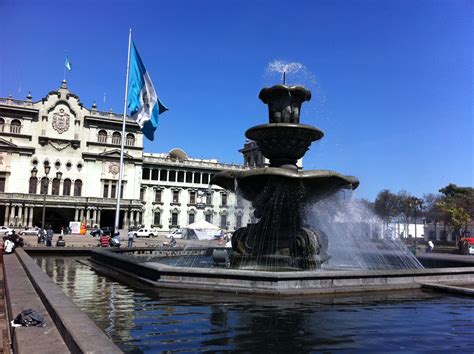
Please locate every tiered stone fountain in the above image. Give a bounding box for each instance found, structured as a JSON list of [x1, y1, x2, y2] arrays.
[[210, 85, 359, 270]]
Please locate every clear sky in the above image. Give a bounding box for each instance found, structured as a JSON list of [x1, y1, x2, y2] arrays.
[[1, 0, 472, 201]]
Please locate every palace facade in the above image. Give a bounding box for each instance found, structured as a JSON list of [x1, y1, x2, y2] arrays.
[[0, 81, 253, 233]]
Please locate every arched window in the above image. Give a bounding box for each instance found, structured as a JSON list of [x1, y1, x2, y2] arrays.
[[63, 179, 71, 196], [51, 178, 60, 195], [0, 118, 4, 132], [40, 177, 48, 195], [98, 130, 107, 143], [111, 132, 121, 145], [29, 177, 38, 194], [125, 133, 135, 146], [74, 179, 82, 196], [10, 119, 21, 134]]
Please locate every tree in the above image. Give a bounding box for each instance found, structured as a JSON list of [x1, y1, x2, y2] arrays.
[[437, 184, 473, 242], [374, 189, 398, 225]]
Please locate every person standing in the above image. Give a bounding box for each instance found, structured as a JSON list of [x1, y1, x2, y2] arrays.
[[46, 225, 54, 247], [428, 240, 434, 253], [127, 229, 134, 248]]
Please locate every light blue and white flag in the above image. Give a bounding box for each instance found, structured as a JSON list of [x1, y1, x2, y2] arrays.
[[65, 56, 72, 71], [127, 42, 168, 141]]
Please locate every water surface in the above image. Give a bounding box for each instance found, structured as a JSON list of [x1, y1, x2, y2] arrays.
[[35, 256, 474, 353]]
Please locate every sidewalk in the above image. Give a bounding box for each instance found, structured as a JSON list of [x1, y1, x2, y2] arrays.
[[0, 253, 11, 353]]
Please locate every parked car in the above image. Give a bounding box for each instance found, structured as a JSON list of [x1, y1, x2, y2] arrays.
[[19, 227, 41, 236], [166, 229, 183, 239], [0, 226, 13, 235], [133, 228, 157, 238]]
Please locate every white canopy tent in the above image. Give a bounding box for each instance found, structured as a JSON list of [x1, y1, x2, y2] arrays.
[[182, 219, 222, 240]]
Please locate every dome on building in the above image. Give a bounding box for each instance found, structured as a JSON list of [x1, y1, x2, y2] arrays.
[[168, 148, 188, 161]]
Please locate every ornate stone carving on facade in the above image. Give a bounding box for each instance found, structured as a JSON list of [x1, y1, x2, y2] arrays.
[[52, 108, 70, 134], [49, 140, 70, 151], [108, 162, 120, 176]]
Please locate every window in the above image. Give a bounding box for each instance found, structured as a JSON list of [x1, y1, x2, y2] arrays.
[[74, 180, 82, 196], [111, 184, 116, 198], [154, 189, 162, 203], [0, 118, 4, 132], [0, 177, 4, 192], [103, 183, 109, 198], [220, 214, 227, 228], [98, 130, 107, 143], [188, 213, 195, 225], [40, 177, 48, 195], [205, 213, 212, 223], [10, 119, 21, 134], [202, 173, 209, 184], [160, 170, 167, 181], [63, 179, 71, 196], [111, 132, 121, 145], [151, 169, 159, 180], [29, 177, 38, 194], [177, 171, 184, 182], [185, 172, 192, 183], [172, 190, 179, 203], [125, 133, 135, 146], [189, 191, 196, 204], [51, 178, 60, 195], [142, 168, 150, 180], [169, 170, 176, 182], [206, 193, 212, 205], [171, 212, 178, 226], [236, 215, 242, 228], [194, 172, 201, 184], [221, 193, 228, 206], [153, 212, 161, 225], [140, 188, 145, 201]]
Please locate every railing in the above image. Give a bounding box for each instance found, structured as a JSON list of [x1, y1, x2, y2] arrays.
[[143, 155, 248, 170], [0, 98, 34, 107], [0, 192, 143, 207]]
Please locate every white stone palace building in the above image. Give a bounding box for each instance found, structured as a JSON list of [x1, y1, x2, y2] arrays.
[[0, 82, 254, 233]]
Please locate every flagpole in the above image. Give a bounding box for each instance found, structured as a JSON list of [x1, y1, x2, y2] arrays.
[[64, 50, 67, 81], [114, 28, 132, 234]]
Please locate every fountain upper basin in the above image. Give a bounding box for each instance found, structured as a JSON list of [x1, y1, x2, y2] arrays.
[[210, 167, 359, 203]]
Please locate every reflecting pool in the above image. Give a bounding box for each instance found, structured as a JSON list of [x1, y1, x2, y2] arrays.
[[35, 256, 474, 353]]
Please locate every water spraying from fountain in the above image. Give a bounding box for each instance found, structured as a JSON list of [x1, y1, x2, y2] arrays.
[[305, 193, 423, 270]]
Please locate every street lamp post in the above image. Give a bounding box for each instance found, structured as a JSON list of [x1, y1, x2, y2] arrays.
[[31, 164, 62, 237]]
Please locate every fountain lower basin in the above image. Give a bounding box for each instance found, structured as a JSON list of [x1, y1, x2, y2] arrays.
[[89, 249, 474, 296]]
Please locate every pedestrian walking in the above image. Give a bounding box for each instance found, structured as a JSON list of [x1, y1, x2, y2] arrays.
[[46, 225, 54, 247], [128, 229, 134, 248]]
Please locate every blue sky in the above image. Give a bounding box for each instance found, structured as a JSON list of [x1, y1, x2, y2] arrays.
[[1, 0, 472, 200]]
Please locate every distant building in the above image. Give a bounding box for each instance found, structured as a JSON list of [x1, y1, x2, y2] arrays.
[[0, 82, 252, 232]]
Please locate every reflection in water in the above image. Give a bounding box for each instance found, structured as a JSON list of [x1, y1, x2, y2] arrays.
[[35, 256, 474, 353]]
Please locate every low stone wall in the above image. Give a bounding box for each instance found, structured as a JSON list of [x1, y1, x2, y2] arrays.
[[90, 249, 474, 296], [6, 248, 122, 353]]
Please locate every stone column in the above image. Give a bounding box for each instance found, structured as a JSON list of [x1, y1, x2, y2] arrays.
[[18, 206, 23, 227], [10, 206, 15, 226], [97, 209, 101, 227], [4, 205, 9, 226], [28, 206, 34, 227], [92, 209, 97, 227], [79, 209, 84, 223], [122, 211, 127, 230], [74, 208, 79, 222]]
